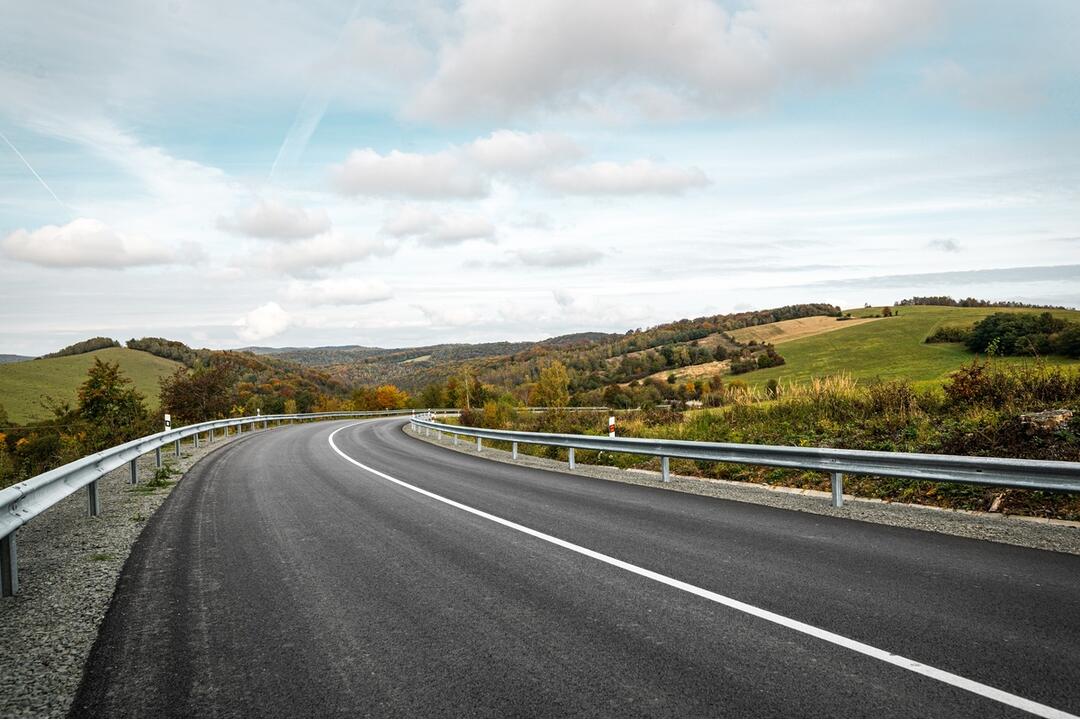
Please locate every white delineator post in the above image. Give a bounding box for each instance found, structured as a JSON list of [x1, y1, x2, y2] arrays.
[[608, 415, 616, 438]]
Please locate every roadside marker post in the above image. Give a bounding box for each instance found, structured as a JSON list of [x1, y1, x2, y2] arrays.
[[609, 416, 616, 437], [831, 472, 844, 508]]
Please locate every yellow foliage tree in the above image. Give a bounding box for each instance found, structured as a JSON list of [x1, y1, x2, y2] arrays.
[[527, 361, 570, 407], [374, 385, 409, 410]]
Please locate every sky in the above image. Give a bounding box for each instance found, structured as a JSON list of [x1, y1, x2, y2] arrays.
[[1, 0, 1079, 355]]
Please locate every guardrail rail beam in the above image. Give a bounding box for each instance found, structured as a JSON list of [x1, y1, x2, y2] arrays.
[[1, 408, 449, 597]]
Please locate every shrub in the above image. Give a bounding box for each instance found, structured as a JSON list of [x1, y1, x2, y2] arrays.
[[925, 326, 972, 344]]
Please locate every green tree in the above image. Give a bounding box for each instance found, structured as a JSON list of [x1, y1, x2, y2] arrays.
[[528, 361, 570, 407], [159, 357, 239, 424], [1055, 324, 1080, 358], [419, 383, 448, 409], [77, 358, 151, 450]]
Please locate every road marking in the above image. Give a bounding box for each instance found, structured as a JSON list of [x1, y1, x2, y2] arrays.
[[328, 423, 1075, 719]]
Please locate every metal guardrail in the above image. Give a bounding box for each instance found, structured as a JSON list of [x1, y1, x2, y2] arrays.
[[0, 409, 439, 596], [410, 414, 1080, 509]]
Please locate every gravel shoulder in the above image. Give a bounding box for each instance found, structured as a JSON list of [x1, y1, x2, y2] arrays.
[[404, 424, 1080, 555], [0, 430, 253, 719]]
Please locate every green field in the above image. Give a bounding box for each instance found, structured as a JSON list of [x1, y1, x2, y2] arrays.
[[0, 348, 183, 423], [736, 305, 1080, 388]]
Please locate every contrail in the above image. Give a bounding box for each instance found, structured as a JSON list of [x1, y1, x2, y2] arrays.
[[268, 92, 332, 183], [0, 128, 70, 212], [268, 0, 364, 183]]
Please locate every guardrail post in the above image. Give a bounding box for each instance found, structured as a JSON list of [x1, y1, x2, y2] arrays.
[[661, 456, 670, 482], [453, 434, 458, 446], [436, 429, 442, 440], [569, 447, 575, 470], [194, 432, 200, 448], [87, 480, 101, 516], [477, 437, 482, 452], [1, 533, 17, 596], [155, 446, 162, 468], [174, 439, 181, 456], [128, 458, 138, 484], [512, 441, 517, 459], [831, 472, 844, 508]]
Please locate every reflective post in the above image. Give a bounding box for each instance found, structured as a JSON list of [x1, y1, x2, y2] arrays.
[[831, 472, 844, 508]]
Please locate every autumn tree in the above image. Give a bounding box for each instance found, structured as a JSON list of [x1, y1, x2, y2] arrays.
[[374, 385, 409, 410], [528, 361, 570, 407], [159, 357, 240, 424], [351, 386, 378, 411], [76, 358, 151, 450]]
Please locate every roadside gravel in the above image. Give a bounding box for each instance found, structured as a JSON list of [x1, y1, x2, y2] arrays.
[[0, 430, 248, 719], [404, 424, 1080, 555]]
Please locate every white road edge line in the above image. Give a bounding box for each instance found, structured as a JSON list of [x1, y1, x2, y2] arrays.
[[328, 423, 1075, 719]]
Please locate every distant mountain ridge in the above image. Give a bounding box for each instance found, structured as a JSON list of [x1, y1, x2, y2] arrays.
[[242, 332, 621, 367], [0, 354, 31, 365]]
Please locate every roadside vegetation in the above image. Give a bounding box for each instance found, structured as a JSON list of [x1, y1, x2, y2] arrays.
[[455, 358, 1080, 520]]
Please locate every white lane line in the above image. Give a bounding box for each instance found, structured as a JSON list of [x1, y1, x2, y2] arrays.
[[328, 423, 1075, 719]]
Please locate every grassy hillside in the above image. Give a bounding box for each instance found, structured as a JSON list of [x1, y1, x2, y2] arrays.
[[0, 348, 182, 423], [735, 305, 1080, 388], [729, 315, 882, 344]]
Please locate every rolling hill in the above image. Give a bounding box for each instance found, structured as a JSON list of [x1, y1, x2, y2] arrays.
[[0, 348, 183, 424], [731, 305, 1080, 388]]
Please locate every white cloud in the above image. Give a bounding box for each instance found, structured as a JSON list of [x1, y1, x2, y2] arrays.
[[285, 277, 393, 306], [544, 160, 709, 195], [217, 199, 331, 240], [254, 230, 397, 277], [408, 0, 937, 122], [332, 148, 489, 198], [381, 206, 495, 245], [515, 247, 603, 268], [1, 218, 193, 269], [235, 302, 291, 342], [927, 238, 962, 253], [464, 129, 583, 173]]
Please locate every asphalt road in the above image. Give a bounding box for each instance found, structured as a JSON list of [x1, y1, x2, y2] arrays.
[[72, 418, 1080, 718]]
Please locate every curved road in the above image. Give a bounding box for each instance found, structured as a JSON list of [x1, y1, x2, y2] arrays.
[[73, 418, 1080, 717]]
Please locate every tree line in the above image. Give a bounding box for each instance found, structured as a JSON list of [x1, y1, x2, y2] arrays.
[[926, 312, 1080, 358]]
